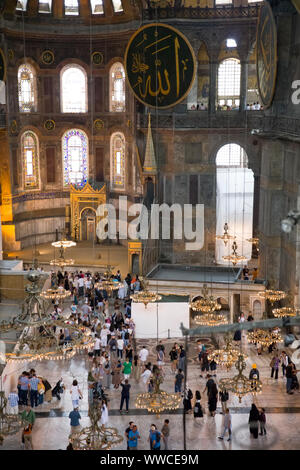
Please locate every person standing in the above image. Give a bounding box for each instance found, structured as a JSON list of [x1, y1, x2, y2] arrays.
[[70, 380, 83, 409], [208, 382, 218, 417], [138, 346, 149, 366], [112, 360, 122, 389], [141, 365, 152, 392], [23, 424, 33, 450], [29, 373, 40, 408], [161, 419, 170, 450], [125, 421, 134, 450], [183, 385, 193, 414], [132, 355, 141, 384], [94, 335, 101, 357], [18, 372, 30, 406], [281, 351, 289, 377], [286, 362, 294, 394], [128, 424, 140, 450], [259, 408, 267, 435], [149, 424, 161, 450], [7, 390, 19, 414], [249, 403, 260, 438], [270, 354, 280, 379], [100, 398, 109, 427], [249, 364, 259, 380], [117, 336, 124, 360], [120, 379, 131, 413], [174, 369, 184, 393], [169, 346, 178, 373], [21, 405, 36, 430], [193, 391, 203, 419], [218, 408, 232, 441], [219, 389, 229, 415], [123, 358, 132, 380], [178, 346, 186, 371], [69, 407, 81, 434]]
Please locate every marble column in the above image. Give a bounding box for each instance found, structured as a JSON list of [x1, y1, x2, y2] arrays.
[[239, 60, 248, 111], [209, 60, 217, 114]]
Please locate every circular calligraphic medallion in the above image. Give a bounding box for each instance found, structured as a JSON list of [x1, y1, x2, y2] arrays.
[[92, 52, 104, 66], [44, 119, 55, 131], [94, 119, 104, 130], [41, 50, 55, 65], [256, 1, 277, 108], [125, 23, 196, 109]]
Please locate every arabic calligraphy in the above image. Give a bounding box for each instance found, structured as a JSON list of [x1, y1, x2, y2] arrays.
[[256, 2, 277, 108], [125, 23, 196, 109]]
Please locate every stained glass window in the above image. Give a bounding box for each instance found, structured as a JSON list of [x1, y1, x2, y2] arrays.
[[111, 132, 125, 190], [217, 58, 241, 108], [63, 129, 88, 187], [39, 0, 52, 13], [110, 62, 125, 112], [16, 0, 28, 10], [90, 0, 104, 14], [61, 65, 87, 113], [112, 0, 123, 12], [22, 131, 39, 189], [18, 64, 37, 113], [64, 0, 79, 15]]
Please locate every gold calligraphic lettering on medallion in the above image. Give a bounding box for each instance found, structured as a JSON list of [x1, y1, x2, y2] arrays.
[[256, 1, 277, 108], [124, 23, 196, 109]]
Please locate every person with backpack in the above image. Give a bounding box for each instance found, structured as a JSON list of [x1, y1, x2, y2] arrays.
[[259, 408, 267, 435], [149, 424, 161, 450], [219, 388, 229, 414], [270, 354, 280, 380]]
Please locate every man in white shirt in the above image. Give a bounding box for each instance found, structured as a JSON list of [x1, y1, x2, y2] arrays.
[[78, 277, 84, 297], [141, 367, 152, 392], [139, 346, 149, 365], [117, 337, 124, 359], [100, 325, 109, 349], [94, 335, 101, 357]]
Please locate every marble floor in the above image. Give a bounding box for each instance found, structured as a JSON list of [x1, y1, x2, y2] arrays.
[[1, 332, 300, 451]]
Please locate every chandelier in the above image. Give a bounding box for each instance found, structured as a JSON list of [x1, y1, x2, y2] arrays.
[[0, 392, 22, 445], [40, 286, 71, 301], [194, 312, 228, 326], [208, 340, 246, 371], [70, 403, 123, 450], [258, 289, 286, 304], [219, 354, 262, 403], [216, 223, 236, 246], [0, 270, 94, 363], [246, 237, 259, 246], [94, 268, 123, 295], [130, 278, 162, 308], [51, 234, 76, 267], [135, 367, 181, 414], [272, 307, 299, 318], [247, 328, 283, 348], [222, 241, 247, 266], [190, 284, 222, 313]]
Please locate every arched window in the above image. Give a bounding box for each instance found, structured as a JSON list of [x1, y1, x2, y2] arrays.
[[215, 0, 232, 4], [90, 0, 104, 14], [111, 132, 125, 190], [39, 0, 52, 13], [215, 143, 254, 265], [112, 0, 123, 12], [61, 65, 87, 113], [109, 62, 125, 112], [217, 58, 241, 108], [18, 64, 37, 113], [64, 0, 79, 15], [62, 129, 88, 187], [16, 0, 28, 10], [22, 131, 39, 188]]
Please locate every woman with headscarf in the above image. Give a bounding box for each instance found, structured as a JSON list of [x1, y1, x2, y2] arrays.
[[249, 403, 260, 438], [183, 384, 193, 414], [208, 382, 218, 417]]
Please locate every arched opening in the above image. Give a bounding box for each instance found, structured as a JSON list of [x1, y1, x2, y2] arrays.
[[110, 132, 125, 190], [109, 62, 125, 112], [62, 129, 89, 187], [217, 40, 240, 110], [61, 64, 87, 113], [21, 130, 39, 189], [197, 42, 209, 110], [80, 208, 96, 241], [18, 64, 37, 112], [215, 143, 254, 265]]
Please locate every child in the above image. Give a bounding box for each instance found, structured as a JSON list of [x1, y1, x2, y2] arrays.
[[259, 408, 266, 435]]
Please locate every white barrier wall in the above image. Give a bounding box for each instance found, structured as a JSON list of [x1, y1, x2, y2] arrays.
[[132, 302, 190, 339]]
